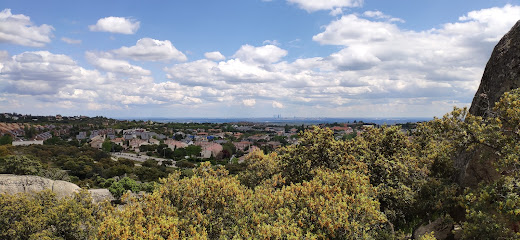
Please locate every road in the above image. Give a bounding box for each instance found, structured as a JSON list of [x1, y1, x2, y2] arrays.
[[111, 152, 176, 167]]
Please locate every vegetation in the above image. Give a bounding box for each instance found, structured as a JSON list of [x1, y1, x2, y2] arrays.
[[0, 190, 100, 240], [3, 89, 520, 238]]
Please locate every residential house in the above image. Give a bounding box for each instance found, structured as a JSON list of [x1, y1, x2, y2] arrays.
[[129, 139, 147, 151], [233, 141, 251, 151], [111, 137, 125, 147], [165, 139, 188, 150], [34, 132, 52, 141], [197, 142, 223, 159]]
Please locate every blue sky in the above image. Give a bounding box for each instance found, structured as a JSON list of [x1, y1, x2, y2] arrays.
[[1, 0, 520, 118]]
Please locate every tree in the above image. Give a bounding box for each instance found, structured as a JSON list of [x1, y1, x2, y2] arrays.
[[109, 177, 141, 199], [278, 127, 348, 184], [102, 139, 112, 152], [252, 167, 388, 239], [0, 190, 98, 240], [349, 126, 431, 229], [0, 134, 12, 145], [99, 162, 254, 239], [0, 155, 42, 175], [239, 149, 280, 188], [185, 145, 202, 157]]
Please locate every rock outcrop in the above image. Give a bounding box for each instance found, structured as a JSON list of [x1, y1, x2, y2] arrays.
[[469, 20, 520, 117], [89, 188, 115, 204], [413, 217, 455, 240], [0, 174, 114, 203], [454, 20, 520, 188], [0, 174, 80, 198]]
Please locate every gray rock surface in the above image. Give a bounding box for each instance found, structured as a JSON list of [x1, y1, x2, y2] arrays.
[[469, 20, 520, 117], [0, 174, 79, 198], [454, 20, 520, 189], [0, 174, 114, 203], [413, 217, 455, 240], [89, 188, 115, 204]]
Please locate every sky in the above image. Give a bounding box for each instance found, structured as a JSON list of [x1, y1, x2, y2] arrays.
[[1, 0, 520, 119]]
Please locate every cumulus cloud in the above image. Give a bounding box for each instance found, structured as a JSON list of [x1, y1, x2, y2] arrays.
[[0, 51, 101, 95], [165, 59, 221, 86], [233, 44, 288, 64], [363, 11, 404, 23], [0, 9, 54, 47], [313, 14, 399, 45], [329, 8, 344, 16], [112, 38, 187, 61], [286, 0, 363, 12], [89, 16, 140, 34], [242, 99, 256, 107], [204, 51, 226, 61], [4, 5, 520, 118], [85, 51, 151, 76], [272, 101, 284, 108], [159, 5, 520, 117], [329, 46, 381, 70], [61, 37, 81, 44]]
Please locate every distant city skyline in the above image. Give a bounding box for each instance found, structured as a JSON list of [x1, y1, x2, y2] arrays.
[[1, 0, 520, 118]]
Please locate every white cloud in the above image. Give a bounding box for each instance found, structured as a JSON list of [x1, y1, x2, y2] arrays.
[[242, 99, 256, 107], [159, 5, 520, 117], [165, 59, 221, 86], [204, 51, 226, 61], [313, 15, 399, 45], [449, 4, 520, 42], [363, 11, 404, 23], [272, 101, 284, 108], [85, 51, 151, 76], [89, 16, 140, 34], [112, 38, 187, 61], [0, 51, 102, 95], [329, 8, 344, 16], [0, 9, 54, 47], [3, 5, 520, 118], [61, 37, 81, 44], [233, 44, 288, 64], [329, 46, 381, 70], [263, 39, 280, 46], [286, 0, 363, 12]]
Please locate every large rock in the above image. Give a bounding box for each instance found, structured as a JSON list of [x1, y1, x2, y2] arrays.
[[89, 188, 115, 204], [413, 217, 455, 240], [0, 174, 114, 203], [0, 174, 79, 198], [454, 20, 520, 188], [469, 20, 520, 117]]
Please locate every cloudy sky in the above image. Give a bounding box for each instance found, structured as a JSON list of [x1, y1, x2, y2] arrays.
[[1, 0, 520, 118]]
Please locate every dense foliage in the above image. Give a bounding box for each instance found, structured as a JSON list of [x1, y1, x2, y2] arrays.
[[0, 190, 99, 240], [0, 144, 174, 188]]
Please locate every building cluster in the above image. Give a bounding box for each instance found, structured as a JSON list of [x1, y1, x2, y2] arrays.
[[77, 125, 304, 160], [1, 112, 372, 161]]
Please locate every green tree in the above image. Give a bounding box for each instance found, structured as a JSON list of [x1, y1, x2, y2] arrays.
[[109, 177, 141, 199], [239, 149, 280, 188], [0, 155, 42, 175], [99, 162, 254, 239], [102, 139, 112, 152], [0, 190, 99, 240], [278, 127, 348, 184], [185, 145, 202, 157], [0, 134, 12, 145], [350, 126, 431, 230]]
